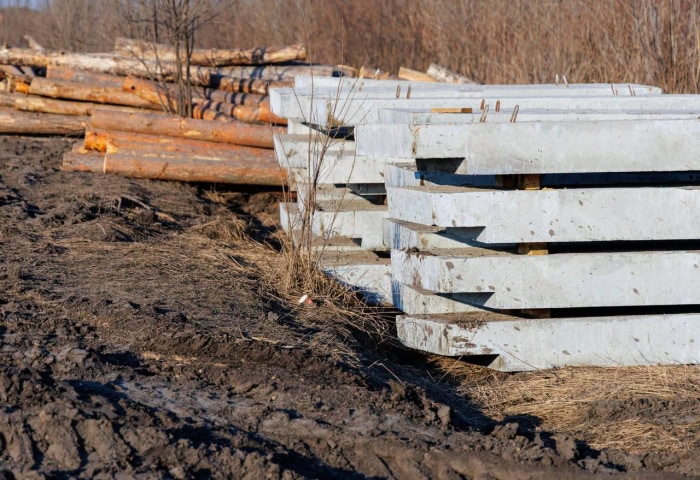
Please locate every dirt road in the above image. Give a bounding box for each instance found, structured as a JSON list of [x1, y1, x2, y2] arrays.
[[0, 135, 696, 479]]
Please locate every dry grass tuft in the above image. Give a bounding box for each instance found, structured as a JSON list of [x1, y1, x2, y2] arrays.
[[223, 235, 395, 364], [451, 363, 700, 453]]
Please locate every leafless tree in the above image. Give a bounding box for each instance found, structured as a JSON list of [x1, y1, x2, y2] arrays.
[[117, 0, 232, 117]]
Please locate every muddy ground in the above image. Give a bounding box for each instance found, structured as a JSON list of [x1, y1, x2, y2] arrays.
[[0, 135, 698, 479]]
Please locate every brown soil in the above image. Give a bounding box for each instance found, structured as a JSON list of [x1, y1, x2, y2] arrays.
[[0, 135, 698, 479]]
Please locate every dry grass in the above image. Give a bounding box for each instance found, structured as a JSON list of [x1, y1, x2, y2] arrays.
[[433, 357, 700, 453]]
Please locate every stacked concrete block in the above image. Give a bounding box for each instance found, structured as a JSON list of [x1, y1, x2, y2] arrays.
[[373, 115, 700, 372], [272, 76, 700, 371]]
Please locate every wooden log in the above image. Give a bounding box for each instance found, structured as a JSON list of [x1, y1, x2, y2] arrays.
[[209, 64, 353, 81], [205, 89, 266, 106], [397, 66, 437, 83], [29, 77, 157, 109], [426, 63, 476, 84], [105, 152, 284, 185], [13, 80, 30, 94], [19, 66, 35, 78], [0, 48, 349, 85], [90, 109, 275, 148], [121, 76, 181, 109], [84, 129, 269, 158], [67, 150, 284, 186], [0, 64, 25, 78], [0, 47, 211, 85], [215, 76, 292, 95], [46, 65, 125, 88], [0, 106, 86, 135], [115, 37, 307, 66], [0, 92, 15, 107], [123, 76, 266, 108], [12, 94, 157, 116], [192, 100, 287, 125]]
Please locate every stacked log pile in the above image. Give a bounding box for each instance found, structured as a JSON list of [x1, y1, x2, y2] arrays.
[[0, 37, 379, 185]]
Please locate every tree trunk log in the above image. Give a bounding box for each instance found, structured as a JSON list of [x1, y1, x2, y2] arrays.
[[115, 37, 307, 67], [84, 129, 269, 158], [215, 77, 292, 95], [0, 47, 351, 86], [29, 77, 158, 109], [89, 109, 275, 148], [192, 100, 286, 125], [123, 76, 267, 110], [397, 66, 438, 83], [205, 89, 266, 106], [11, 94, 159, 116], [46, 65, 125, 88], [0, 48, 211, 85], [0, 106, 86, 135], [65, 149, 285, 186], [209, 64, 352, 81]]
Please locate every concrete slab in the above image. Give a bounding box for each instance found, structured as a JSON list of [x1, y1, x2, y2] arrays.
[[462, 119, 700, 174], [274, 134, 352, 169], [288, 230, 388, 253], [292, 183, 382, 209], [319, 251, 392, 305], [281, 200, 387, 250], [279, 201, 299, 233], [383, 219, 492, 251], [356, 118, 700, 160], [392, 248, 700, 309], [397, 312, 700, 371], [376, 108, 700, 124], [286, 119, 313, 135], [275, 95, 700, 127], [275, 134, 407, 185], [387, 185, 700, 243], [391, 281, 487, 315], [292, 76, 662, 95], [274, 84, 661, 120], [310, 201, 387, 250]]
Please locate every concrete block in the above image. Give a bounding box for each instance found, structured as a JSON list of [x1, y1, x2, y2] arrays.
[[311, 201, 387, 250], [376, 108, 700, 125], [292, 76, 662, 95], [383, 219, 490, 251], [279, 201, 299, 233], [356, 118, 700, 160], [293, 183, 382, 211], [275, 134, 404, 185], [319, 251, 392, 305], [286, 119, 313, 135], [279, 95, 700, 127], [391, 281, 487, 315], [392, 248, 700, 309], [289, 230, 388, 253], [387, 185, 700, 243], [467, 120, 700, 174], [397, 312, 700, 371]]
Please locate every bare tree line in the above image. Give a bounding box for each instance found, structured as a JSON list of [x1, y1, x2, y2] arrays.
[[1, 0, 700, 93]]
